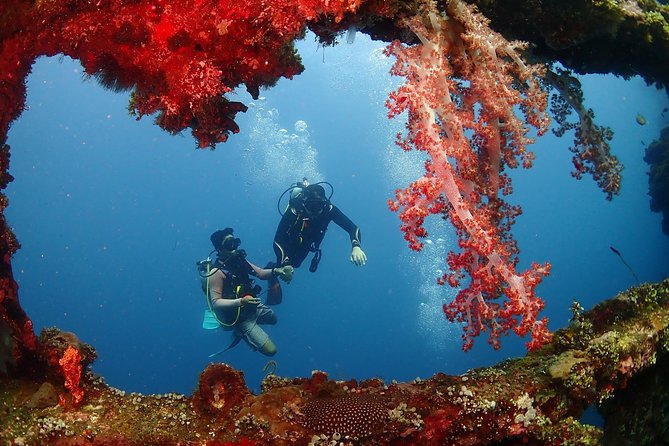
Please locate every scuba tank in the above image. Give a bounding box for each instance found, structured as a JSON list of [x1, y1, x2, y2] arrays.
[[196, 250, 260, 329], [196, 255, 225, 330], [196, 253, 249, 357]]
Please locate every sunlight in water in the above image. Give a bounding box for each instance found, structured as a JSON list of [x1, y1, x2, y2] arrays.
[[365, 41, 461, 350], [326, 34, 462, 350], [241, 33, 464, 353], [245, 98, 322, 190]]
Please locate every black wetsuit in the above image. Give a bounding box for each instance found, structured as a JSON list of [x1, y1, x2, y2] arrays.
[[273, 204, 361, 268]]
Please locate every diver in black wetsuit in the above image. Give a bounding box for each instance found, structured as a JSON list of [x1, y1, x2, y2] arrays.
[[266, 179, 367, 304]]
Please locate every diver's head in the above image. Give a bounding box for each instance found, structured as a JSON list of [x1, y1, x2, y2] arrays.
[[211, 228, 242, 254], [303, 184, 329, 217]]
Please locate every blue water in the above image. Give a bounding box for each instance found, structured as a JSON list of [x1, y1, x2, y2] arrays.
[[5, 33, 669, 395]]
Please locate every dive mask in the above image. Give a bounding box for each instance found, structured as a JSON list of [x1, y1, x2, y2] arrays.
[[222, 236, 241, 251], [304, 198, 327, 216]]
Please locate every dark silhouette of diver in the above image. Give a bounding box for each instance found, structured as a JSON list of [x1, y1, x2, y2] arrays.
[[197, 228, 292, 356], [266, 179, 367, 304]]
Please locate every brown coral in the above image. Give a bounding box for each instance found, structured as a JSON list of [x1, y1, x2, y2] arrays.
[[39, 328, 96, 371], [302, 394, 388, 438], [193, 363, 251, 416]]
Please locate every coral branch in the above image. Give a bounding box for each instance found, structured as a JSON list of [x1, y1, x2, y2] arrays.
[[386, 0, 551, 351], [545, 66, 623, 200]]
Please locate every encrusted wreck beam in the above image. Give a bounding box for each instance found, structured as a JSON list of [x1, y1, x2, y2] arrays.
[[1, 278, 667, 445], [466, 0, 669, 89]]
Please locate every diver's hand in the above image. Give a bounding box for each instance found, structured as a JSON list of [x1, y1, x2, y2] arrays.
[[240, 296, 261, 306], [273, 266, 294, 284], [350, 246, 367, 266]]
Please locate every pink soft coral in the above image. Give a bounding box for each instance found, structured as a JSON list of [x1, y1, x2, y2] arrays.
[[386, 0, 552, 351]]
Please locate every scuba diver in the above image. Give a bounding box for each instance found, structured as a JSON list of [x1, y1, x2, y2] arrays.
[[266, 178, 367, 305], [197, 228, 293, 357]]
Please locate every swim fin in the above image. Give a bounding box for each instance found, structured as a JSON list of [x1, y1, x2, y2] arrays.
[[202, 309, 222, 330], [208, 335, 242, 358]]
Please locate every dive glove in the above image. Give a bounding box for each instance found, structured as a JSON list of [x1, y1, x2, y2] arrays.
[[240, 296, 261, 306], [273, 265, 294, 283], [350, 246, 367, 266]]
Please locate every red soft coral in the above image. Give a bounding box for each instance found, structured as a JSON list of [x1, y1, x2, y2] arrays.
[[59, 345, 84, 407]]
